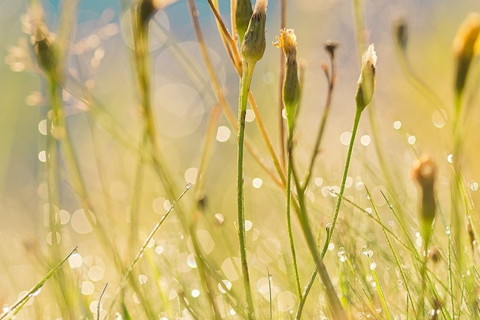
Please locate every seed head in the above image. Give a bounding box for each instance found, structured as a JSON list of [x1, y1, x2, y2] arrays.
[[355, 44, 377, 112], [453, 12, 480, 97], [27, 4, 57, 74], [241, 0, 267, 64]]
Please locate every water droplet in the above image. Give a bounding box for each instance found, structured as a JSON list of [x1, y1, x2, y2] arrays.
[[314, 177, 323, 187], [362, 247, 373, 257], [393, 121, 402, 130], [369, 262, 377, 270], [328, 243, 335, 251], [38, 150, 47, 163], [187, 254, 197, 268], [214, 213, 225, 225], [245, 220, 253, 231]]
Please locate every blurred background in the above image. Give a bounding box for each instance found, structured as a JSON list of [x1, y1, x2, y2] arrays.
[[2, 0, 480, 318]]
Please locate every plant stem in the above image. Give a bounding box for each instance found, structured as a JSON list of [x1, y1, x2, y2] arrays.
[[322, 108, 362, 257], [237, 61, 256, 320], [286, 134, 302, 299]]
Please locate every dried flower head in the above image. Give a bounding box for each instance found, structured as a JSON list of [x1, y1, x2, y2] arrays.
[[241, 0, 267, 64], [453, 12, 480, 97], [274, 28, 297, 59], [355, 44, 377, 111], [274, 29, 300, 131]]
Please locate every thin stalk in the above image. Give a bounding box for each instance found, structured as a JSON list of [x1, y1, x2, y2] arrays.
[[321, 108, 362, 256], [286, 134, 302, 299], [237, 61, 256, 320], [106, 186, 189, 315], [0, 247, 77, 320], [189, 0, 283, 188], [278, 0, 287, 168], [290, 174, 347, 319]]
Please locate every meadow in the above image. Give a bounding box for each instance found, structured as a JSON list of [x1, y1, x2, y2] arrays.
[[1, 0, 480, 319]]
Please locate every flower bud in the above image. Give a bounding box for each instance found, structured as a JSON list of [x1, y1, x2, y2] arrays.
[[274, 29, 300, 131], [355, 44, 377, 112], [453, 12, 480, 97], [28, 4, 56, 74], [241, 0, 267, 64], [137, 0, 178, 32], [236, 0, 253, 44], [393, 18, 408, 51], [412, 155, 437, 244]]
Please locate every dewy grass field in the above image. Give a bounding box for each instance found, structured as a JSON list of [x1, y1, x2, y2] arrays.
[[2, 0, 480, 319]]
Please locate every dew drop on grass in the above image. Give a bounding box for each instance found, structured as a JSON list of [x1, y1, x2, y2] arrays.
[[393, 121, 402, 130], [314, 177, 323, 187], [216, 126, 231, 142], [328, 243, 335, 251], [229, 309, 236, 316], [362, 247, 373, 257], [345, 176, 353, 188], [369, 262, 377, 270]]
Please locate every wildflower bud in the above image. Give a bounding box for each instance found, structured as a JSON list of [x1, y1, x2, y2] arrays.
[[241, 0, 267, 64], [33, 31, 56, 74], [274, 29, 300, 131], [428, 247, 441, 264], [236, 0, 253, 44], [412, 155, 437, 244], [393, 18, 408, 51], [137, 0, 177, 31], [453, 13, 480, 97], [355, 44, 377, 112]]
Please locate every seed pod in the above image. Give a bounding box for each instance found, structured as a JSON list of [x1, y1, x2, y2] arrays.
[[412, 155, 437, 245], [236, 0, 253, 44], [241, 0, 267, 64], [355, 44, 377, 112], [274, 29, 300, 131], [453, 12, 480, 97]]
